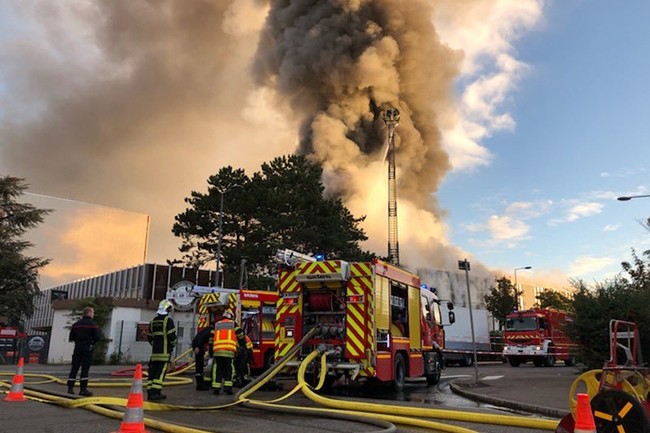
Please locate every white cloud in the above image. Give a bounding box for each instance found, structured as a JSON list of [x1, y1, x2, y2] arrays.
[[566, 202, 603, 222], [568, 256, 616, 278], [433, 0, 544, 172], [603, 224, 620, 232], [462, 198, 552, 248], [487, 214, 530, 241], [549, 200, 603, 226]]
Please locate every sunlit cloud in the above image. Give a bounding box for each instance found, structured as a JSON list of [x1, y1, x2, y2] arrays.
[[603, 224, 620, 232], [433, 0, 544, 172], [549, 201, 603, 226], [568, 256, 616, 278]]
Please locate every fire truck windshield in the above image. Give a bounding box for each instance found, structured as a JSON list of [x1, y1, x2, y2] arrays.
[[505, 316, 538, 331]]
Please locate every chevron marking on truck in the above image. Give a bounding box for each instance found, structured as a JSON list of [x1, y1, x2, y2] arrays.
[[275, 269, 302, 359], [347, 262, 375, 376], [297, 260, 342, 275]]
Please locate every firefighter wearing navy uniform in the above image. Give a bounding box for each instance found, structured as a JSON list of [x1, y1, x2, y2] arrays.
[[211, 310, 237, 395], [191, 326, 212, 390], [67, 306, 103, 396], [147, 300, 177, 401], [234, 328, 254, 386]]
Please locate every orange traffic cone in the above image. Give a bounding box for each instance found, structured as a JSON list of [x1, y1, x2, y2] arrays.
[[3, 357, 27, 402], [112, 363, 150, 433], [574, 393, 596, 433]]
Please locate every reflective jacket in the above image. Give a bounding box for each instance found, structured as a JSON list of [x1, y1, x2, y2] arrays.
[[212, 318, 237, 358], [148, 314, 177, 362]]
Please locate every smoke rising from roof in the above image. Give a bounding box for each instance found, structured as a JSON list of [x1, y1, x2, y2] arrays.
[[0, 0, 544, 284], [254, 0, 460, 211]]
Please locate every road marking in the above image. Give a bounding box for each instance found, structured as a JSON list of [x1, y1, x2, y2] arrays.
[[480, 375, 504, 381], [442, 375, 471, 379]]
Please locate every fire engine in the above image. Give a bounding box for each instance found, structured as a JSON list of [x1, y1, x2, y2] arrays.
[[195, 287, 278, 371], [502, 308, 577, 367], [273, 250, 452, 390]]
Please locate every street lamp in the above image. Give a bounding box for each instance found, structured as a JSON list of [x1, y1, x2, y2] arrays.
[[514, 266, 532, 310], [617, 194, 650, 201], [215, 184, 243, 288]]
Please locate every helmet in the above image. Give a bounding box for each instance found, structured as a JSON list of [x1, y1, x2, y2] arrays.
[[222, 310, 234, 320], [157, 299, 173, 315]]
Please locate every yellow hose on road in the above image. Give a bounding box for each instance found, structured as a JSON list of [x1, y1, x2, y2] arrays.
[[297, 349, 559, 431]]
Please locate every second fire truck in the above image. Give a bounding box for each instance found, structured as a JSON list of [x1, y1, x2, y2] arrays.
[[196, 287, 278, 372], [502, 307, 576, 367], [273, 250, 453, 390]]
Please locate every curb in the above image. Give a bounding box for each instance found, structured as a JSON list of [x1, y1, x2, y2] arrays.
[[449, 380, 569, 419]]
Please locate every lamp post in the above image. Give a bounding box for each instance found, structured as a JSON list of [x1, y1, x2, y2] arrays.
[[617, 194, 650, 201], [215, 184, 242, 288], [514, 266, 532, 311]]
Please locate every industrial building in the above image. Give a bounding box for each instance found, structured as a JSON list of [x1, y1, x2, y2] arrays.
[[24, 263, 216, 364]]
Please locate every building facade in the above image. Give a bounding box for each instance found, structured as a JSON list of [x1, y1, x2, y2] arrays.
[[26, 263, 218, 364]]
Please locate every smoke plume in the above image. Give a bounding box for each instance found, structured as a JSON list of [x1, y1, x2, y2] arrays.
[[0, 0, 543, 285], [254, 0, 459, 211]]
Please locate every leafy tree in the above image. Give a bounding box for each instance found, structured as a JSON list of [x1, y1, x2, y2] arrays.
[[0, 176, 51, 326], [535, 290, 573, 310], [566, 249, 650, 369], [173, 155, 372, 289], [68, 297, 114, 364], [483, 277, 518, 330]]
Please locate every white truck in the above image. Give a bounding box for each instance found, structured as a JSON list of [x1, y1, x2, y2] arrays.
[[442, 306, 495, 366]]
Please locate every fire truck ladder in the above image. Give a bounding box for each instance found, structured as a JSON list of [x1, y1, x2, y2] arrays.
[[383, 108, 400, 265]]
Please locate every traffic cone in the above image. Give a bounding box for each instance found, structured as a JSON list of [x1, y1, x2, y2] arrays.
[[112, 363, 150, 433], [574, 393, 596, 433], [3, 357, 27, 402]]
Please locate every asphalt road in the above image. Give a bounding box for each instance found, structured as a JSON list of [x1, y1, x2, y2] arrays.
[[0, 362, 577, 433]]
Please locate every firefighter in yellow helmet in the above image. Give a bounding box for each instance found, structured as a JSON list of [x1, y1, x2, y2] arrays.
[[147, 299, 177, 401], [211, 310, 237, 395]]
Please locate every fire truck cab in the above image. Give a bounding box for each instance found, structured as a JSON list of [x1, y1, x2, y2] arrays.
[[195, 288, 278, 372], [503, 308, 576, 367], [274, 252, 450, 390]]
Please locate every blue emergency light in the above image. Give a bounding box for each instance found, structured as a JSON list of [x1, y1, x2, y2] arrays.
[[315, 253, 325, 261]]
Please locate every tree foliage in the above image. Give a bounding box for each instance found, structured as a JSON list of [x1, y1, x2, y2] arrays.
[[565, 249, 650, 369], [483, 277, 518, 330], [0, 176, 51, 326], [172, 155, 372, 289], [535, 290, 573, 310]]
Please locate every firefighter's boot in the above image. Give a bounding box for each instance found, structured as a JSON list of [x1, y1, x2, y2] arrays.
[[147, 389, 166, 401], [196, 376, 210, 391], [79, 388, 93, 397], [67, 384, 75, 394]]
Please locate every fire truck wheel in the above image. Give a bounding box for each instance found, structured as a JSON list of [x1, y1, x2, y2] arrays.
[[507, 357, 521, 367], [543, 354, 556, 367], [590, 389, 649, 433], [263, 350, 275, 371], [459, 354, 473, 367], [426, 354, 442, 386], [564, 354, 576, 367], [393, 353, 406, 392]]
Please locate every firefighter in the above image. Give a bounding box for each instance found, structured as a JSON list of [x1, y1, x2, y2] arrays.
[[147, 299, 177, 401], [234, 327, 254, 386], [191, 326, 212, 391], [211, 310, 237, 395], [67, 306, 103, 396]]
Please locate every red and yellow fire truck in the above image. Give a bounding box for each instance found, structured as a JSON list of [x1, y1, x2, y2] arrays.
[[196, 288, 278, 371], [502, 308, 577, 367], [273, 252, 451, 390]]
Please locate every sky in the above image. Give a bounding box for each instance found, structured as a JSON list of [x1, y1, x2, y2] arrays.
[[0, 0, 648, 289]]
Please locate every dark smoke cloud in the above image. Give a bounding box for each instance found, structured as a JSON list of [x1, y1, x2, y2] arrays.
[[254, 0, 461, 210]]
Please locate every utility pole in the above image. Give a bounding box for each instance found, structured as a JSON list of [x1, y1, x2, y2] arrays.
[[383, 107, 400, 265], [458, 259, 479, 385]]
